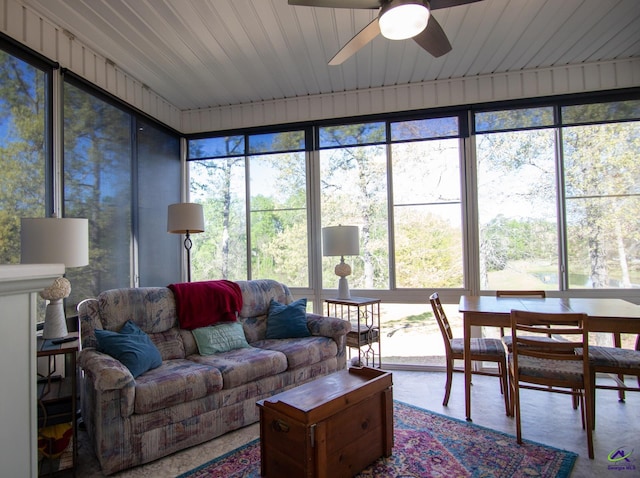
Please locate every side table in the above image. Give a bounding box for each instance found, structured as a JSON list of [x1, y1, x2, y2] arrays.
[[325, 297, 381, 367], [36, 333, 79, 476]]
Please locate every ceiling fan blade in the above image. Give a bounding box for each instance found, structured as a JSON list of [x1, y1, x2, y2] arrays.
[[412, 15, 451, 58], [288, 0, 380, 8], [429, 0, 483, 10], [329, 18, 381, 66]]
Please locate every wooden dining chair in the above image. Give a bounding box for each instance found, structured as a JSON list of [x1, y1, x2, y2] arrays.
[[508, 309, 594, 459], [587, 334, 640, 427], [429, 292, 510, 416], [495, 290, 546, 339]]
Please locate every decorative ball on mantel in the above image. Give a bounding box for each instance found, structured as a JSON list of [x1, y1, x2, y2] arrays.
[[40, 276, 71, 301], [39, 277, 72, 339]]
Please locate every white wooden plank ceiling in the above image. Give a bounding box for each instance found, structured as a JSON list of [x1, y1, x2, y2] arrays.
[[21, 0, 640, 112]]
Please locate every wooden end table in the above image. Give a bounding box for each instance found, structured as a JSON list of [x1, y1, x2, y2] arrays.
[[325, 297, 382, 368], [36, 332, 79, 476]]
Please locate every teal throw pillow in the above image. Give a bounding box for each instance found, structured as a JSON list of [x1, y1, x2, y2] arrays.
[[192, 322, 250, 355], [95, 320, 162, 378], [266, 298, 310, 339]]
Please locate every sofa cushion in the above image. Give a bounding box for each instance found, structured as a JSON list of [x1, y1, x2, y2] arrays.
[[236, 279, 292, 318], [188, 346, 288, 389], [266, 298, 311, 339], [148, 326, 186, 360], [239, 315, 268, 344], [133, 359, 223, 414], [97, 287, 178, 332], [180, 328, 199, 356], [192, 322, 250, 355], [253, 336, 338, 370], [95, 321, 162, 378]]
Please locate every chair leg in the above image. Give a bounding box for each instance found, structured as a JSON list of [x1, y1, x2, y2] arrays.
[[509, 369, 515, 417], [499, 361, 510, 416], [572, 389, 579, 409], [512, 380, 522, 444], [591, 370, 597, 430], [613, 333, 626, 402], [617, 373, 626, 402], [443, 359, 453, 406], [584, 387, 595, 458]]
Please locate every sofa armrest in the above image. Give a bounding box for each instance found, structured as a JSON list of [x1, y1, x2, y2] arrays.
[[78, 348, 135, 391], [306, 313, 351, 357]]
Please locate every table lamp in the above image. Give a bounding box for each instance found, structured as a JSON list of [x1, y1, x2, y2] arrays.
[[322, 225, 360, 299], [21, 216, 89, 339], [167, 202, 205, 282]]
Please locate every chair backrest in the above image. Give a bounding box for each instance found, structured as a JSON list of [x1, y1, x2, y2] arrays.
[[496, 290, 546, 298], [510, 309, 588, 383], [430, 292, 454, 345]]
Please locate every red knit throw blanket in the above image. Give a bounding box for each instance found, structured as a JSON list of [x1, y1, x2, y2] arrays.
[[168, 280, 243, 330]]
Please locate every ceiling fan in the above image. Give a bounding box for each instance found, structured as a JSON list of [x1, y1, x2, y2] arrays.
[[289, 0, 482, 65]]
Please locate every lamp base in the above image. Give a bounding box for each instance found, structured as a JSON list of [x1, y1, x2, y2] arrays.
[[42, 299, 68, 339], [337, 277, 351, 300]]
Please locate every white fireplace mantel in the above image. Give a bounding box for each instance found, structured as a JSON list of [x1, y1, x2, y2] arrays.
[[0, 264, 65, 478]]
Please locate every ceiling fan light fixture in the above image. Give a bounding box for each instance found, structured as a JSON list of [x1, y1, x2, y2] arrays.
[[379, 0, 430, 41]]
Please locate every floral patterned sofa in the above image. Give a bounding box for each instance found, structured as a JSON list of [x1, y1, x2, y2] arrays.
[[77, 279, 350, 475]]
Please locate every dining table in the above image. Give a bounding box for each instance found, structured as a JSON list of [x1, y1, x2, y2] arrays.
[[458, 295, 640, 421]]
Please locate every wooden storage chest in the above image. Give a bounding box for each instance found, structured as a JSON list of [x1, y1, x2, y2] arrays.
[[257, 367, 393, 478]]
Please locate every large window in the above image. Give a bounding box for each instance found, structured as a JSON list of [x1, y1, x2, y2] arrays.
[[475, 108, 559, 291], [63, 79, 181, 308], [1, 40, 182, 317], [63, 81, 133, 305], [249, 132, 308, 285], [136, 119, 181, 287], [189, 131, 308, 285], [0, 49, 49, 264], [475, 101, 640, 292], [189, 116, 467, 368], [189, 96, 639, 369], [190, 136, 247, 281], [390, 117, 464, 288], [562, 101, 640, 289], [319, 123, 388, 289]]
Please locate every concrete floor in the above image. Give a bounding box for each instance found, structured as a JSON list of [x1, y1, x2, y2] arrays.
[[391, 369, 640, 478], [71, 369, 639, 477]]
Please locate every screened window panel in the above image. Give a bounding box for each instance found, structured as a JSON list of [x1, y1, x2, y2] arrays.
[[249, 151, 308, 286], [564, 121, 640, 289], [0, 51, 48, 264], [562, 100, 640, 124], [189, 156, 248, 281], [392, 138, 464, 288], [475, 107, 554, 132], [476, 128, 558, 291], [189, 136, 244, 159], [136, 120, 181, 286], [320, 142, 388, 290], [63, 81, 133, 307]]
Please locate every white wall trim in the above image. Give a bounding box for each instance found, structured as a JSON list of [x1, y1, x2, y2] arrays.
[[181, 58, 640, 134]]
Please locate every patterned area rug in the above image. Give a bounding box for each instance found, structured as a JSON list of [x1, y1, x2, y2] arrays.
[[178, 401, 576, 478]]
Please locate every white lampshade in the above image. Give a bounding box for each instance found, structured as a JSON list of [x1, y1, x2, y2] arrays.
[[167, 203, 205, 234], [379, 0, 430, 41], [21, 217, 89, 268], [322, 225, 360, 257]]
